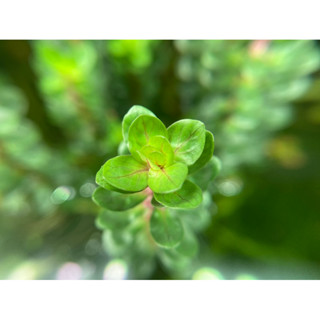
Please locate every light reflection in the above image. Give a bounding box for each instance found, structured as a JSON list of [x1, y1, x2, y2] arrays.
[[192, 267, 224, 280], [80, 182, 96, 198], [235, 273, 257, 280], [50, 186, 75, 204], [218, 178, 243, 197], [103, 259, 128, 280], [9, 262, 38, 280], [56, 262, 82, 280]]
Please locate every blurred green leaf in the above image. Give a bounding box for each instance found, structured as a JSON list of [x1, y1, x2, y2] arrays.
[[96, 210, 131, 231], [190, 156, 221, 190], [150, 208, 183, 248], [175, 227, 198, 257], [188, 130, 214, 174], [92, 187, 146, 211]]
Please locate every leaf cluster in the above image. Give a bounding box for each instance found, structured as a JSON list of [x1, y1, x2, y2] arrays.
[[93, 106, 219, 249]]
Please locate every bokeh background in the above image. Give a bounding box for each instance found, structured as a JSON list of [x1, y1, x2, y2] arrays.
[[0, 40, 320, 280]]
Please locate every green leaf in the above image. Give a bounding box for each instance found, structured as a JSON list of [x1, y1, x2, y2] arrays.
[[148, 135, 174, 166], [96, 166, 133, 194], [96, 210, 131, 231], [168, 119, 206, 165], [175, 227, 198, 257], [102, 155, 149, 192], [151, 197, 164, 207], [210, 156, 222, 180], [190, 156, 221, 190], [128, 115, 168, 161], [117, 140, 130, 155], [188, 130, 214, 174], [138, 135, 174, 169], [148, 162, 188, 194], [122, 105, 155, 143], [150, 208, 183, 248], [92, 187, 146, 211], [154, 180, 202, 209], [138, 146, 165, 168]]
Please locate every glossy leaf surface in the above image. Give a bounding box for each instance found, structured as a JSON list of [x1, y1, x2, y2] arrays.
[[92, 187, 146, 211], [150, 208, 183, 248], [148, 162, 188, 194], [148, 136, 174, 166], [96, 166, 133, 194], [122, 105, 155, 143], [102, 155, 148, 192], [168, 119, 206, 165], [154, 180, 202, 209], [128, 115, 168, 161], [188, 130, 214, 174]]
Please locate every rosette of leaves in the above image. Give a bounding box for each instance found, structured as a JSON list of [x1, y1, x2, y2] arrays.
[[93, 105, 219, 250]]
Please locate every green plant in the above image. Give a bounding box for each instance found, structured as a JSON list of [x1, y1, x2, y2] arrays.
[[93, 105, 220, 253]]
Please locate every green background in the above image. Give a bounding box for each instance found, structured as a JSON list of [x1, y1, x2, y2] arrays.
[[0, 40, 319, 280]]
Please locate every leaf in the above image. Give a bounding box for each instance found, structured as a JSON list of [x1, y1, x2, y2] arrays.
[[102, 155, 149, 192], [117, 140, 130, 155], [148, 162, 188, 194], [190, 156, 221, 190], [95, 166, 133, 194], [128, 115, 168, 161], [138, 135, 174, 169], [96, 210, 131, 231], [92, 187, 146, 211], [175, 227, 198, 257], [138, 146, 165, 169], [168, 119, 206, 165], [148, 135, 174, 165], [154, 180, 202, 209], [122, 105, 155, 143], [188, 130, 214, 174], [151, 197, 164, 207], [150, 208, 183, 248]]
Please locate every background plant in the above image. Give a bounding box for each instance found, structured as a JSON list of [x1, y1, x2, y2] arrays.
[[0, 40, 320, 279]]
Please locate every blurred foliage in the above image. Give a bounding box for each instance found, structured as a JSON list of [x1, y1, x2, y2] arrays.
[[0, 40, 320, 280]]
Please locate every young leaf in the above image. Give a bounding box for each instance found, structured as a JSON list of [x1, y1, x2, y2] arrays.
[[188, 130, 214, 174], [138, 146, 165, 168], [148, 162, 188, 194], [154, 180, 202, 209], [102, 155, 149, 192], [92, 187, 146, 211], [128, 115, 168, 161], [168, 119, 206, 165], [148, 136, 174, 164], [122, 105, 155, 143], [138, 135, 174, 169], [150, 208, 183, 248]]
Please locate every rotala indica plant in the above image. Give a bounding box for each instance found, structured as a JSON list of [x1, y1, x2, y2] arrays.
[[93, 105, 220, 255]]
